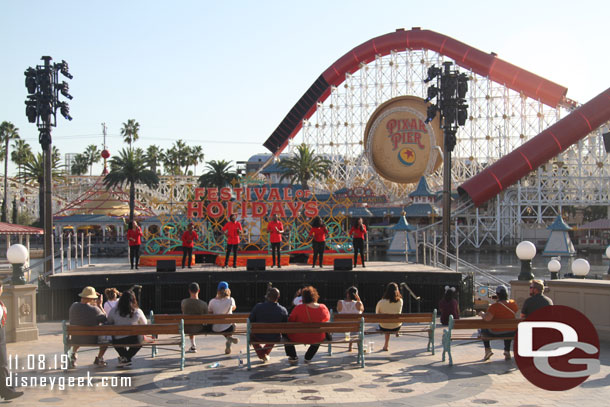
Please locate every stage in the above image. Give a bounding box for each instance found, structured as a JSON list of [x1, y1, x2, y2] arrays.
[[41, 261, 463, 320]]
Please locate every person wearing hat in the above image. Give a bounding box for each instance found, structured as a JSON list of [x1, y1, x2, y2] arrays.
[[520, 279, 553, 318], [181, 223, 199, 269], [181, 282, 208, 352], [479, 285, 518, 361], [208, 281, 239, 354], [68, 286, 109, 368]]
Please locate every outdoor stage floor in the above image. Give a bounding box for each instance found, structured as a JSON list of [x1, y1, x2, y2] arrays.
[[52, 260, 456, 277]]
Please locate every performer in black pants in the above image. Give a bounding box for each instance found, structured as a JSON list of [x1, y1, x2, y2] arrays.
[[348, 217, 367, 267], [308, 216, 329, 268], [222, 214, 243, 268], [267, 214, 284, 268]]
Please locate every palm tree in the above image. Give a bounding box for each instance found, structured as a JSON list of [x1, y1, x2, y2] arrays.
[[20, 152, 64, 226], [278, 143, 331, 190], [120, 119, 140, 147], [0, 121, 20, 222], [198, 160, 237, 189], [188, 145, 204, 175], [71, 153, 89, 175], [144, 144, 164, 174], [11, 139, 33, 179], [163, 140, 190, 175], [103, 147, 159, 223], [84, 144, 101, 175]]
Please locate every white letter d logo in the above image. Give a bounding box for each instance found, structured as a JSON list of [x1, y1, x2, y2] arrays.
[[518, 322, 577, 357]]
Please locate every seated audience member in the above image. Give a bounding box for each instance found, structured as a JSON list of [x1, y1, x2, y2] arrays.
[[107, 290, 148, 367], [480, 285, 518, 361], [69, 286, 108, 367], [292, 288, 303, 307], [439, 286, 460, 326], [0, 281, 23, 400], [181, 282, 209, 352], [209, 281, 239, 354], [284, 286, 330, 365], [520, 279, 553, 318], [249, 288, 288, 362], [336, 286, 364, 351], [103, 288, 120, 314], [375, 282, 403, 351]]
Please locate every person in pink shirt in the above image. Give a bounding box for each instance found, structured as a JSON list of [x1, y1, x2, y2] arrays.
[[267, 214, 284, 268], [126, 221, 143, 270], [348, 217, 367, 268], [181, 223, 199, 269], [309, 216, 329, 268], [222, 214, 243, 268]]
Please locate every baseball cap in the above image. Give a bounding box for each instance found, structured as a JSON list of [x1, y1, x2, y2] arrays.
[[217, 281, 229, 291], [496, 285, 508, 295]]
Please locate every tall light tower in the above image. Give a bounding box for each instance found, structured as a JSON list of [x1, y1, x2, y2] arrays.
[[24, 56, 73, 275], [424, 62, 469, 265]]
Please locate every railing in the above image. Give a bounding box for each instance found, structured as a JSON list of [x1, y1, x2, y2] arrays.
[[417, 240, 508, 287], [399, 282, 422, 313]]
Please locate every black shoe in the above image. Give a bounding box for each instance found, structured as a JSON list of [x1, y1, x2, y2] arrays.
[[0, 389, 24, 401]]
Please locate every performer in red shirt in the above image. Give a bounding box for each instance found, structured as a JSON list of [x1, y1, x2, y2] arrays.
[[267, 214, 284, 268], [222, 214, 243, 268], [126, 221, 143, 269], [181, 223, 199, 269], [308, 216, 329, 268], [348, 217, 367, 268]]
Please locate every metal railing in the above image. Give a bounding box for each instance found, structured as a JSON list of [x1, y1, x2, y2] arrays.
[[399, 282, 422, 313]]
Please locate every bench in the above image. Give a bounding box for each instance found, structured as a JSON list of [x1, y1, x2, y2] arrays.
[[441, 315, 520, 366], [331, 310, 436, 354], [62, 320, 185, 370], [246, 319, 365, 370]]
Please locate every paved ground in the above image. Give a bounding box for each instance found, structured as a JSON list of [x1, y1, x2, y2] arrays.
[[5, 322, 610, 407]]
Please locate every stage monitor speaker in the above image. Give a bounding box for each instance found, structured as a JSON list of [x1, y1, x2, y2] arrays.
[[156, 259, 176, 272], [246, 259, 266, 271], [334, 258, 353, 271], [603, 132, 610, 153]]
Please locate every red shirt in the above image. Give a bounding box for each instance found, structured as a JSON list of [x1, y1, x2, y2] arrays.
[[486, 300, 518, 332], [181, 230, 199, 248], [267, 220, 284, 243], [127, 228, 142, 246], [222, 221, 243, 245], [287, 303, 330, 343], [309, 226, 328, 242], [349, 225, 367, 239]]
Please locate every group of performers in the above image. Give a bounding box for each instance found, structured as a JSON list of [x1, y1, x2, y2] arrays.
[[126, 215, 368, 269]]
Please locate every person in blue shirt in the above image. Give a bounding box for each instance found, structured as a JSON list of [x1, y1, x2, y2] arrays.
[[249, 288, 288, 362]]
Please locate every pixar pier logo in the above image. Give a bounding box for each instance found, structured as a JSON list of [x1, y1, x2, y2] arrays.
[[514, 305, 600, 391]]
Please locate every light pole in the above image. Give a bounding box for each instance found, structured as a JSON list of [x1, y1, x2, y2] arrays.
[[571, 258, 590, 279], [516, 240, 536, 280], [7, 244, 28, 285], [547, 258, 561, 280]]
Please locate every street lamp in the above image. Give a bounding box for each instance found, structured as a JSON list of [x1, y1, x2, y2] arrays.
[[7, 244, 28, 285], [516, 241, 536, 280], [547, 258, 561, 280], [571, 258, 590, 279]]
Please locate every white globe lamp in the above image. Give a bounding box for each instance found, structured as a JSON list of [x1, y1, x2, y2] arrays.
[[6, 244, 29, 285], [516, 241, 536, 280], [547, 258, 561, 280], [571, 258, 590, 278]]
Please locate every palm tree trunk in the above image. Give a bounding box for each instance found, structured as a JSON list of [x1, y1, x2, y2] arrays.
[[3, 139, 8, 222], [129, 181, 135, 224]]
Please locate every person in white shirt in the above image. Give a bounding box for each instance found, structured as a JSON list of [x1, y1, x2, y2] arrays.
[[336, 286, 364, 351], [103, 287, 120, 314], [208, 281, 238, 354], [107, 290, 147, 366]]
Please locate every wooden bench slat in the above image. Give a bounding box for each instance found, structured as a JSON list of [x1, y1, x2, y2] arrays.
[[154, 314, 249, 323], [67, 324, 179, 336], [333, 313, 432, 323]]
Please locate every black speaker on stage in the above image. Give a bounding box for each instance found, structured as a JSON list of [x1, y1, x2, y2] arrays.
[[157, 260, 176, 272], [246, 259, 266, 271], [334, 258, 353, 271], [603, 132, 610, 153]]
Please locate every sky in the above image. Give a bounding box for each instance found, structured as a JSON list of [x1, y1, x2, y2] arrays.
[[1, 0, 609, 176]]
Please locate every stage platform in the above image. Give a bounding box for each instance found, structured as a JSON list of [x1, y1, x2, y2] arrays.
[[42, 261, 463, 321]]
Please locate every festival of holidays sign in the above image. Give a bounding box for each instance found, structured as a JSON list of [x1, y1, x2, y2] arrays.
[[364, 96, 443, 184], [186, 187, 319, 219]]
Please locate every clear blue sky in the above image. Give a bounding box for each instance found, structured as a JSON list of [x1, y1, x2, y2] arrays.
[[1, 0, 608, 175]]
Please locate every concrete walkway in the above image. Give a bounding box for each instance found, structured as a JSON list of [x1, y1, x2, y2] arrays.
[[5, 322, 610, 406]]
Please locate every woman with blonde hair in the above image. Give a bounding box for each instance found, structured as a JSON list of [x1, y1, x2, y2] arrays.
[[208, 281, 239, 354]]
